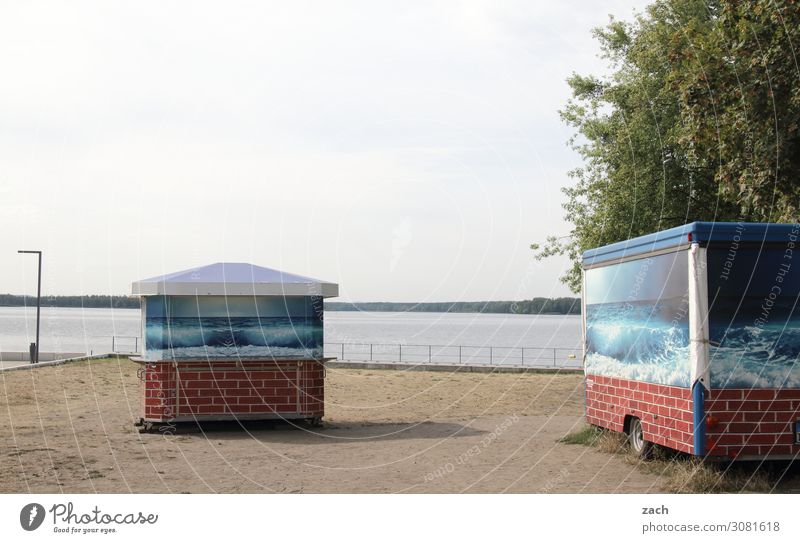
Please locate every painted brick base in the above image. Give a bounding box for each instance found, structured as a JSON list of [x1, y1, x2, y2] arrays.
[[140, 359, 325, 423], [585, 374, 695, 454], [705, 389, 800, 459]]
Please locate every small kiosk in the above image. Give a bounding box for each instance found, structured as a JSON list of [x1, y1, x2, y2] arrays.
[[582, 222, 800, 460], [131, 262, 338, 429]]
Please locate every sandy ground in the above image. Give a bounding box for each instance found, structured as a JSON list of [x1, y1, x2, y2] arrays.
[[0, 357, 667, 493]]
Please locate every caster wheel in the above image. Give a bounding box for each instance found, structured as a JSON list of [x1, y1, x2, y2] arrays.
[[137, 421, 155, 433]]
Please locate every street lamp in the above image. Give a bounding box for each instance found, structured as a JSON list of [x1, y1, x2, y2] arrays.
[[17, 250, 42, 364]]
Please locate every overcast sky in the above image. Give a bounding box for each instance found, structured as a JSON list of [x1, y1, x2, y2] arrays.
[[1, 0, 649, 302]]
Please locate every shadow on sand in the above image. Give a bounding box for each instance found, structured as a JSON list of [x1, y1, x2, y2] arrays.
[[145, 419, 486, 443]]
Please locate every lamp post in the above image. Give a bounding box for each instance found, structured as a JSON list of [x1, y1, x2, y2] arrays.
[[17, 250, 42, 364]]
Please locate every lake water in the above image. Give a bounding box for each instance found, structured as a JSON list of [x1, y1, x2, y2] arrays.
[[0, 307, 582, 366]]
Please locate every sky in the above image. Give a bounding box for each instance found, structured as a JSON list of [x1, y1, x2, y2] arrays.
[[0, 0, 650, 303]]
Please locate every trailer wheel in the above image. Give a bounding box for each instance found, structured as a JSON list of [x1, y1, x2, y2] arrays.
[[628, 418, 652, 458]]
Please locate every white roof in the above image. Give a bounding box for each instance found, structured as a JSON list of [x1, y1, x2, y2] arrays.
[[131, 262, 339, 297]]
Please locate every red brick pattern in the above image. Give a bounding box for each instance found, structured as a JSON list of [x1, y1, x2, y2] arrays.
[[585, 374, 695, 454], [142, 360, 325, 422], [705, 389, 800, 459], [142, 363, 176, 421]]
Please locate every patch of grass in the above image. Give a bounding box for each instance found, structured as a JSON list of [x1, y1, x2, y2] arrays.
[[561, 425, 628, 453], [637, 455, 773, 493], [563, 424, 789, 493], [559, 425, 604, 446], [596, 429, 628, 454], [86, 470, 105, 479]]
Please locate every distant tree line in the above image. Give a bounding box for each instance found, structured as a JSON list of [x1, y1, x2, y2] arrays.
[[324, 298, 581, 315], [0, 294, 581, 315], [0, 294, 140, 309]]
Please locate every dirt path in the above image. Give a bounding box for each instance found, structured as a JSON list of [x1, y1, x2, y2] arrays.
[[0, 358, 665, 493]]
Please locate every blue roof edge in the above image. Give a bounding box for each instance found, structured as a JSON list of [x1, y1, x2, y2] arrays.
[[581, 221, 800, 267]]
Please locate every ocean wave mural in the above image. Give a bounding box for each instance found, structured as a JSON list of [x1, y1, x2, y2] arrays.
[[144, 295, 323, 360], [585, 251, 691, 387], [708, 322, 800, 388], [707, 247, 800, 388]]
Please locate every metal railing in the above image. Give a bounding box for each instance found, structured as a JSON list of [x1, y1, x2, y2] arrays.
[[92, 335, 140, 354], [97, 336, 583, 368], [323, 342, 582, 368]]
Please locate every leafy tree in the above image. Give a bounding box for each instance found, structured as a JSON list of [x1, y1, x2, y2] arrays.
[[535, 0, 800, 293]]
